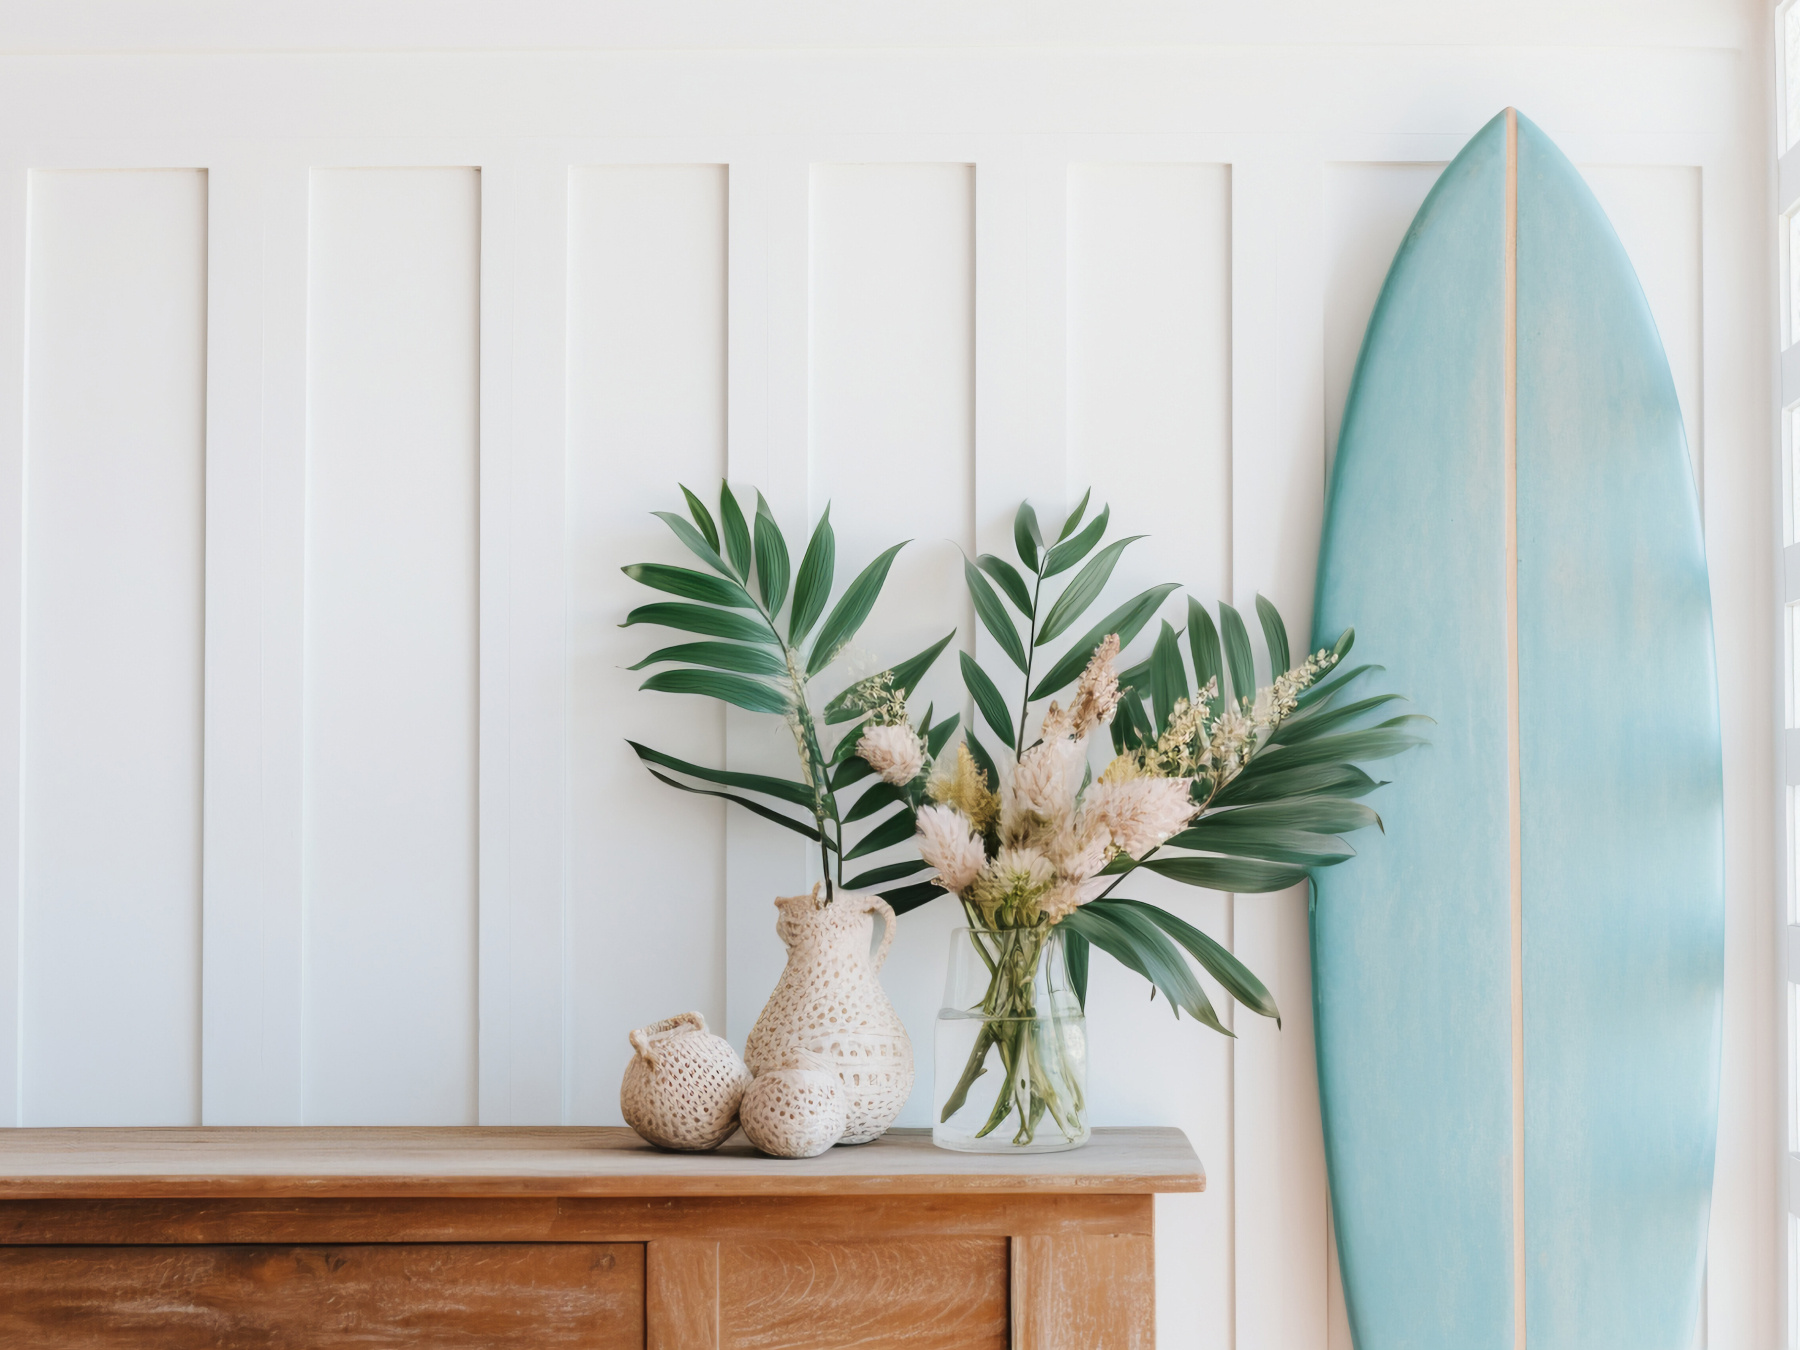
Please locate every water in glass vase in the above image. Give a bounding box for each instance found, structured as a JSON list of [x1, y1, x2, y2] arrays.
[[932, 926, 1090, 1153]]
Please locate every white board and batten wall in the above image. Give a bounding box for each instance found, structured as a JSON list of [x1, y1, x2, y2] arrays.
[[0, 4, 1773, 1346]]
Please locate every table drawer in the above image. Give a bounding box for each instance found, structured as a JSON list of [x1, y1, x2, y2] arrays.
[[0, 1242, 645, 1348]]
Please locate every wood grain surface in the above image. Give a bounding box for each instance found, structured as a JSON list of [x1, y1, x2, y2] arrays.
[[720, 1238, 1009, 1350], [648, 1238, 719, 1350], [0, 1193, 1155, 1246], [0, 1242, 645, 1348], [0, 1126, 1202, 1199], [1012, 1233, 1155, 1350]]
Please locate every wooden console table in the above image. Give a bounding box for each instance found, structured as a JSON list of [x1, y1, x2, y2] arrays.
[[0, 1125, 1201, 1349]]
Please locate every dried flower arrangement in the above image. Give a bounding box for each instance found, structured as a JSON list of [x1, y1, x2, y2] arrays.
[[622, 483, 1423, 1151], [853, 494, 1427, 1146]]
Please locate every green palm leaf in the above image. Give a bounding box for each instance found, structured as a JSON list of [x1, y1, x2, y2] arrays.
[[639, 669, 791, 715], [1218, 602, 1255, 705], [976, 553, 1033, 615], [844, 857, 930, 889], [965, 557, 1029, 672], [1244, 717, 1431, 773], [1014, 500, 1043, 573], [1149, 620, 1188, 735], [1036, 535, 1145, 645], [1061, 905, 1227, 1034], [1166, 818, 1355, 867], [1041, 503, 1111, 577], [1269, 694, 1409, 745], [1196, 797, 1382, 835], [844, 806, 918, 860], [622, 602, 776, 644], [752, 502, 791, 616], [788, 506, 836, 644], [627, 641, 787, 676], [830, 755, 874, 791], [821, 629, 955, 724], [1188, 597, 1224, 717], [1209, 762, 1386, 809], [626, 740, 816, 808], [807, 541, 909, 677], [643, 769, 830, 846], [880, 881, 944, 915], [1056, 487, 1092, 542], [679, 485, 721, 554], [1064, 929, 1090, 1011], [652, 510, 733, 577], [1254, 594, 1290, 677], [961, 651, 1016, 749], [1029, 583, 1179, 700], [718, 482, 753, 577], [1097, 898, 1278, 1023], [1138, 855, 1309, 893], [622, 563, 755, 609], [845, 780, 907, 822], [1294, 662, 1381, 711]]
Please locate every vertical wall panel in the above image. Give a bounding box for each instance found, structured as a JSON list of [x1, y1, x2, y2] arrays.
[[303, 168, 479, 1124], [1067, 161, 1235, 1344], [478, 161, 571, 1126], [721, 160, 813, 1050], [567, 165, 728, 1124], [808, 163, 975, 1126], [21, 169, 207, 1125], [1231, 160, 1332, 1350]]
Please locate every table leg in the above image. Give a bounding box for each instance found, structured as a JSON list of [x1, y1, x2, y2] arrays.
[[647, 1238, 720, 1350], [1011, 1233, 1156, 1349]]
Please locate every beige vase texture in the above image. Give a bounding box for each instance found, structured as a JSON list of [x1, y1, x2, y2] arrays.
[[618, 1011, 753, 1151], [744, 884, 915, 1144]]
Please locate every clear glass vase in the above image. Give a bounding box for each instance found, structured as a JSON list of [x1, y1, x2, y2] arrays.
[[933, 925, 1089, 1153]]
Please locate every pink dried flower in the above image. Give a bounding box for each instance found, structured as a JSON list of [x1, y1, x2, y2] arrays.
[[1048, 818, 1113, 885], [915, 804, 988, 895], [1038, 875, 1111, 921], [1007, 736, 1086, 828], [857, 723, 926, 787], [1081, 777, 1199, 858]]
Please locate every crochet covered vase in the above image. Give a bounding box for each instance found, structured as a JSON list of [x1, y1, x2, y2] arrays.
[[620, 1011, 752, 1151], [743, 885, 914, 1144]]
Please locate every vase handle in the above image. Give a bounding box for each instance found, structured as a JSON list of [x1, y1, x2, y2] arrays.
[[866, 892, 897, 973]]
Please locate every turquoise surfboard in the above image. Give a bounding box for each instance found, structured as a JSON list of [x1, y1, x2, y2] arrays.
[[1312, 109, 1723, 1349]]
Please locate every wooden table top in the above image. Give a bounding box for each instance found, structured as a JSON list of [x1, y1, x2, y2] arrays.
[[0, 1126, 1204, 1200]]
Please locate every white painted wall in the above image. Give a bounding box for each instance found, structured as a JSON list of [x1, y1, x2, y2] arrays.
[[0, 5, 1773, 1347]]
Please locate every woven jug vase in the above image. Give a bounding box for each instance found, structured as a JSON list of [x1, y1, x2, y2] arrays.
[[744, 885, 914, 1144]]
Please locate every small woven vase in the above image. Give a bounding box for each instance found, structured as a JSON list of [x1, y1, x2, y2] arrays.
[[739, 1049, 847, 1159], [620, 1012, 752, 1151], [744, 885, 914, 1144]]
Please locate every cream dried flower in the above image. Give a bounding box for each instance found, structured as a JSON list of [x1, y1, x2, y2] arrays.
[[1066, 634, 1122, 736], [1081, 777, 1200, 858], [915, 804, 988, 895], [857, 723, 926, 786], [1047, 816, 1113, 885], [1007, 735, 1085, 830], [1204, 705, 1256, 785], [967, 845, 1057, 915], [1038, 875, 1112, 922]]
